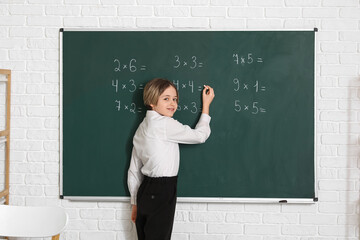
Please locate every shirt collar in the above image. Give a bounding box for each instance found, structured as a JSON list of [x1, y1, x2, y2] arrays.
[[146, 110, 161, 117]]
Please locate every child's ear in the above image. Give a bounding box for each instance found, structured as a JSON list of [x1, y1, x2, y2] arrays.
[[150, 104, 155, 109]]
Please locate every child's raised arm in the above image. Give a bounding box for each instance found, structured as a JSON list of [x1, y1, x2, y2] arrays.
[[202, 85, 215, 115]]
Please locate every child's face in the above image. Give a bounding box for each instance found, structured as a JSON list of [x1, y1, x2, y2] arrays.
[[150, 86, 178, 117]]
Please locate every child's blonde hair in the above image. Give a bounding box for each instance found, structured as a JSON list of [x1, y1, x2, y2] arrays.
[[143, 78, 179, 110]]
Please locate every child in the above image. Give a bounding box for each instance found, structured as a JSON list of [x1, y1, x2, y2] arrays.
[[127, 78, 215, 240]]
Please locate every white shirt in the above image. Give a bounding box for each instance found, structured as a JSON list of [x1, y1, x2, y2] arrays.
[[127, 110, 211, 205]]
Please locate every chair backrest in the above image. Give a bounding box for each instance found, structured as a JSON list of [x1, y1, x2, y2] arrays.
[[0, 205, 68, 238]]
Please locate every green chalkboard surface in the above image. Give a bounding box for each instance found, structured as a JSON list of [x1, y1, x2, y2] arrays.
[[61, 30, 316, 202]]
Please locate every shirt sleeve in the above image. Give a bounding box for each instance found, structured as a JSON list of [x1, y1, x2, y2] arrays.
[[127, 147, 144, 205], [165, 113, 211, 144]]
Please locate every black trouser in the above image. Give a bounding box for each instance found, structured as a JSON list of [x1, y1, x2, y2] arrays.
[[136, 175, 178, 240]]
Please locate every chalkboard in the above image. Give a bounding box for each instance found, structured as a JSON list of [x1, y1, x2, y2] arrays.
[[60, 30, 316, 202]]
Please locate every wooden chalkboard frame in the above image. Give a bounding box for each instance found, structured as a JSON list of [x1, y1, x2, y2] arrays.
[[59, 28, 318, 203], [0, 69, 11, 205]]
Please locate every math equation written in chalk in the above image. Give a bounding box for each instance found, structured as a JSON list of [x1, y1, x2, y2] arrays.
[[110, 53, 267, 115]]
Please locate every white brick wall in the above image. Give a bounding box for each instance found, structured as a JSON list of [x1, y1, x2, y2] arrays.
[[0, 1, 359, 239]]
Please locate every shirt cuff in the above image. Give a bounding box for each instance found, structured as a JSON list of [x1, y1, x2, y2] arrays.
[[131, 196, 136, 205], [199, 113, 211, 123]]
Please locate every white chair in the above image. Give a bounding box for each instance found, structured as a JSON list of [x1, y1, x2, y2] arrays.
[[0, 205, 68, 240]]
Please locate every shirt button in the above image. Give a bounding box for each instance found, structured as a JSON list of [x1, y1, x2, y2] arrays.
[[151, 195, 155, 199]]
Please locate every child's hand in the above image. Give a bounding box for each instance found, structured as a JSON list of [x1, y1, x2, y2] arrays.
[[131, 205, 137, 223], [202, 85, 215, 114]]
